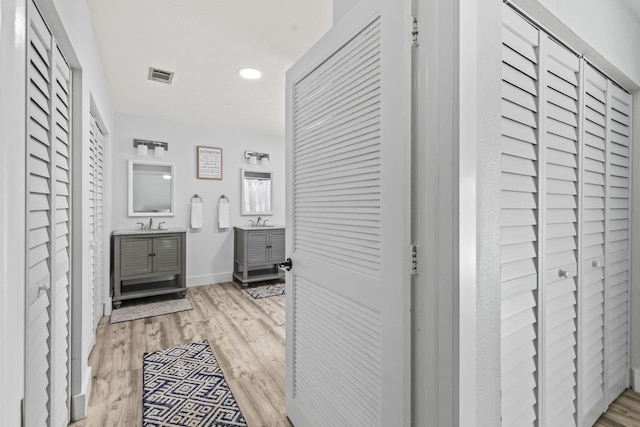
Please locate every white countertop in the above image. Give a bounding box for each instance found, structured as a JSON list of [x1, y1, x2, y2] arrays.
[[112, 227, 187, 236], [234, 225, 284, 231]]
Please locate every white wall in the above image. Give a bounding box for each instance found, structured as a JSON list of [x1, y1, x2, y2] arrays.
[[111, 113, 285, 286]]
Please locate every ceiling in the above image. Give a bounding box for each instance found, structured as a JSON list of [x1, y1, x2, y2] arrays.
[[87, 0, 333, 136]]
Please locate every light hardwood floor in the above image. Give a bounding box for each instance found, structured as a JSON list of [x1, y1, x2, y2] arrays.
[[69, 282, 292, 427], [596, 389, 640, 427], [68, 280, 640, 427]]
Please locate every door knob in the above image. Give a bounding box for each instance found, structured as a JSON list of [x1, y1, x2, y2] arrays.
[[279, 258, 293, 271]]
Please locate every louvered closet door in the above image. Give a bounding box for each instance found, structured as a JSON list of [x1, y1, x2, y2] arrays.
[[540, 37, 581, 427], [501, 5, 634, 426], [500, 6, 540, 426], [580, 63, 607, 427], [284, 0, 411, 426], [51, 44, 72, 427], [90, 116, 105, 330], [25, 1, 71, 426], [605, 83, 632, 405], [25, 5, 54, 425]]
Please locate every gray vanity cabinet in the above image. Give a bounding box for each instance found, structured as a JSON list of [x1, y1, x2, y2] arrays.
[[112, 231, 186, 308], [234, 226, 285, 284]]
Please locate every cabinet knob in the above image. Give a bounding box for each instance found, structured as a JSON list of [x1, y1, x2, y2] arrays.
[[592, 260, 602, 268], [558, 269, 568, 278]]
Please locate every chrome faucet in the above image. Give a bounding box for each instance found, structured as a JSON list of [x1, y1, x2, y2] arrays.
[[158, 222, 166, 230], [148, 218, 153, 229], [256, 217, 262, 226]]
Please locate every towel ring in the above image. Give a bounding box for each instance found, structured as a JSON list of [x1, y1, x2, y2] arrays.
[[191, 194, 202, 202], [218, 195, 229, 203]]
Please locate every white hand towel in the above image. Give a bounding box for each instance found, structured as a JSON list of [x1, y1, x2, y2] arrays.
[[191, 200, 203, 229], [218, 199, 230, 229]]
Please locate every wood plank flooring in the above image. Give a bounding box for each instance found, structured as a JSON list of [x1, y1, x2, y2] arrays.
[[69, 282, 292, 427], [68, 280, 640, 426], [596, 389, 640, 427]]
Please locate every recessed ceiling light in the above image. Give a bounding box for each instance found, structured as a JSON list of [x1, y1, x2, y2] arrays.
[[238, 68, 262, 80]]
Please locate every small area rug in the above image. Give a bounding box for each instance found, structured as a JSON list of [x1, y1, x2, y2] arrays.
[[110, 294, 193, 324], [143, 341, 248, 427], [244, 282, 285, 299]]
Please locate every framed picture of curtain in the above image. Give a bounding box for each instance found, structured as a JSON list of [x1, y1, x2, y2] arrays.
[[197, 146, 222, 179]]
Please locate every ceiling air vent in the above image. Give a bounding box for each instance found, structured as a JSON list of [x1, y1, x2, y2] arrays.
[[148, 67, 174, 84]]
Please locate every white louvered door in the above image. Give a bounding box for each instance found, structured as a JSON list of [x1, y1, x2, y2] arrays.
[[500, 7, 541, 425], [580, 63, 608, 427], [25, 5, 54, 425], [25, 2, 71, 426], [500, 4, 632, 426], [540, 37, 580, 427], [284, 0, 411, 426], [604, 83, 632, 405], [90, 115, 105, 330]]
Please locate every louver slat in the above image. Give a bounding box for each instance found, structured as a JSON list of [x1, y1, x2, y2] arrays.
[[500, 6, 539, 426], [605, 84, 632, 406]]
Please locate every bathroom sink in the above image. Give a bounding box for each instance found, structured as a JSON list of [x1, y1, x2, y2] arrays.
[[112, 227, 188, 236]]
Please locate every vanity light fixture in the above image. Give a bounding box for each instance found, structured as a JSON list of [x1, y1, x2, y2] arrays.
[[244, 151, 269, 164], [238, 68, 262, 80], [134, 139, 169, 157]]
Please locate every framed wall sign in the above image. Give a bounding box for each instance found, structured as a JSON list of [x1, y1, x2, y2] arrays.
[[197, 146, 223, 180]]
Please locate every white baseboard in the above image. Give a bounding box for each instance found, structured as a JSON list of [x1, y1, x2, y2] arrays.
[[70, 366, 91, 421], [632, 368, 640, 392], [187, 272, 233, 287], [103, 298, 112, 316]]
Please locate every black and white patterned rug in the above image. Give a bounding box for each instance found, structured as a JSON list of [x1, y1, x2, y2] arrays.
[[143, 341, 247, 427], [244, 282, 285, 299]]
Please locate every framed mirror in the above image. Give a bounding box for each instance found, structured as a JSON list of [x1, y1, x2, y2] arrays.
[[241, 169, 272, 215], [128, 160, 175, 217]]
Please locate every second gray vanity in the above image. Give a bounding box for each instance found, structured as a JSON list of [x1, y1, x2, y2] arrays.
[[233, 225, 285, 284], [111, 228, 186, 308]]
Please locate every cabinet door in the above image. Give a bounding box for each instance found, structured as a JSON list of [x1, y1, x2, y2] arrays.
[[121, 237, 153, 276], [153, 235, 181, 273], [247, 231, 269, 264], [269, 230, 286, 262]]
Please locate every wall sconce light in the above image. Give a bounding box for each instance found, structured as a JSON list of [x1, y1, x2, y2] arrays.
[[134, 139, 169, 157], [244, 151, 269, 166]]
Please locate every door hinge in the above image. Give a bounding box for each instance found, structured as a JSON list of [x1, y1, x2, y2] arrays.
[[412, 16, 419, 47], [410, 244, 418, 275]]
